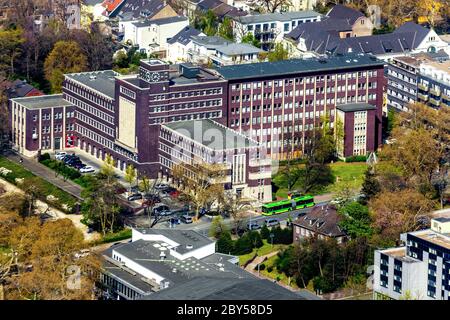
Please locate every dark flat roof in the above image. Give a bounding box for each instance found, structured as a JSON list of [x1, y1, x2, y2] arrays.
[[11, 94, 72, 110], [336, 103, 377, 112], [142, 276, 308, 300], [65, 70, 118, 99], [215, 54, 384, 81]]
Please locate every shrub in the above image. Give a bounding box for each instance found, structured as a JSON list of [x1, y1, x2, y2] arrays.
[[260, 224, 270, 239], [232, 236, 253, 255], [99, 228, 132, 244], [38, 152, 51, 162], [217, 232, 234, 254], [247, 230, 263, 248], [345, 155, 367, 163], [267, 266, 273, 273], [255, 263, 265, 271]]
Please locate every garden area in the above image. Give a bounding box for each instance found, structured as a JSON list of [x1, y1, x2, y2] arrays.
[[0, 156, 78, 213], [272, 161, 368, 199], [38, 153, 93, 188]]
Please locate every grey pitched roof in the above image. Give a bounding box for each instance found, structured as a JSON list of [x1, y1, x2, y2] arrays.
[[287, 21, 432, 56], [293, 204, 346, 238], [65, 70, 118, 99], [167, 26, 202, 45], [143, 276, 308, 300], [132, 15, 187, 27], [215, 43, 264, 56], [393, 22, 431, 45], [197, 0, 222, 11], [215, 54, 384, 81], [7, 79, 42, 98], [326, 4, 364, 25], [191, 35, 232, 48], [235, 10, 321, 24], [114, 0, 167, 19]]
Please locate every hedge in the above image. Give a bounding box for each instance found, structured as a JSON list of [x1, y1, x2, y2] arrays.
[[97, 228, 132, 244], [0, 156, 77, 213], [345, 155, 367, 163], [39, 158, 92, 187]]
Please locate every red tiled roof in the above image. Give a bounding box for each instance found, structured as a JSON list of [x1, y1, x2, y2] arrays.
[[102, 0, 125, 13]]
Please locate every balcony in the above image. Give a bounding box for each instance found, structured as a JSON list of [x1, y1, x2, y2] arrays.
[[417, 93, 428, 101], [418, 83, 428, 91], [440, 101, 449, 108], [429, 97, 440, 106], [429, 87, 441, 96], [441, 93, 450, 101]]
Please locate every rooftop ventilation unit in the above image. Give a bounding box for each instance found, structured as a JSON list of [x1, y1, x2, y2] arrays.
[[186, 244, 193, 250]]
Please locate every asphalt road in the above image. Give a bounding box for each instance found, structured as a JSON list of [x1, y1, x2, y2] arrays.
[[125, 197, 330, 237]]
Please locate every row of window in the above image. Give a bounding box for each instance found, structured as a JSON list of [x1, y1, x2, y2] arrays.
[[65, 81, 114, 112], [66, 94, 115, 125], [76, 112, 115, 137], [150, 111, 222, 125], [151, 99, 222, 112], [76, 124, 114, 150], [151, 87, 223, 101], [230, 72, 379, 91]]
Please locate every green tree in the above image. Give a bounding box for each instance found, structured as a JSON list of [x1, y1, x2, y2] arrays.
[[218, 17, 234, 41], [44, 41, 88, 93], [217, 231, 234, 254], [260, 224, 270, 239], [199, 10, 218, 36], [361, 169, 381, 202], [338, 201, 373, 238], [241, 33, 261, 48], [124, 164, 137, 191], [267, 43, 289, 62], [208, 215, 228, 239], [0, 27, 25, 77]]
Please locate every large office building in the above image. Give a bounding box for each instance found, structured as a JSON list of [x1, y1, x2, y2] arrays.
[[373, 213, 450, 300], [100, 228, 314, 300], [9, 55, 384, 201], [386, 51, 450, 111]]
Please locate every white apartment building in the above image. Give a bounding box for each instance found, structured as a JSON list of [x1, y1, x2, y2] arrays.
[[232, 11, 322, 49], [374, 213, 450, 300], [123, 16, 189, 55]]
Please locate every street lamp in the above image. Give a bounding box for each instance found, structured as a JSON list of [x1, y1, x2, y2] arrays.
[[269, 233, 274, 248]]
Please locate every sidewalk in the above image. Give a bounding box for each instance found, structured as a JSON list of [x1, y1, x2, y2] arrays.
[[5, 152, 83, 199]]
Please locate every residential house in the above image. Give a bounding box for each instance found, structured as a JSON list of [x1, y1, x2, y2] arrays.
[[292, 204, 348, 244], [210, 43, 265, 66], [289, 0, 317, 11], [326, 4, 373, 37], [286, 21, 449, 61], [6, 80, 44, 99], [188, 35, 232, 64], [232, 10, 323, 50], [166, 26, 205, 63], [123, 16, 189, 56]]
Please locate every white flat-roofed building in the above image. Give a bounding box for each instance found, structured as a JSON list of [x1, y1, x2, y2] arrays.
[[374, 213, 450, 300]]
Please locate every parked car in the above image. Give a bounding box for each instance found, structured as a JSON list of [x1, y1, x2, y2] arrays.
[[180, 215, 193, 224], [68, 160, 83, 167], [130, 185, 140, 193], [72, 162, 85, 169], [154, 183, 169, 190], [152, 204, 170, 215], [55, 151, 67, 160], [63, 154, 79, 164], [247, 222, 260, 231], [80, 165, 95, 173], [264, 218, 279, 227], [159, 209, 173, 216], [127, 193, 143, 201]]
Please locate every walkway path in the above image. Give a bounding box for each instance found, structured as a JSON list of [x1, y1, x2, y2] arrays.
[[244, 250, 279, 272], [5, 152, 83, 199]]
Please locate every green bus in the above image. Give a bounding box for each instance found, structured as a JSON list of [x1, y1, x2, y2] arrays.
[[261, 195, 315, 216]]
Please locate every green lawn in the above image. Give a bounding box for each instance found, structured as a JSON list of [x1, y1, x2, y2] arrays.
[[259, 255, 299, 289], [0, 156, 78, 212], [273, 162, 367, 199], [239, 239, 287, 266]]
